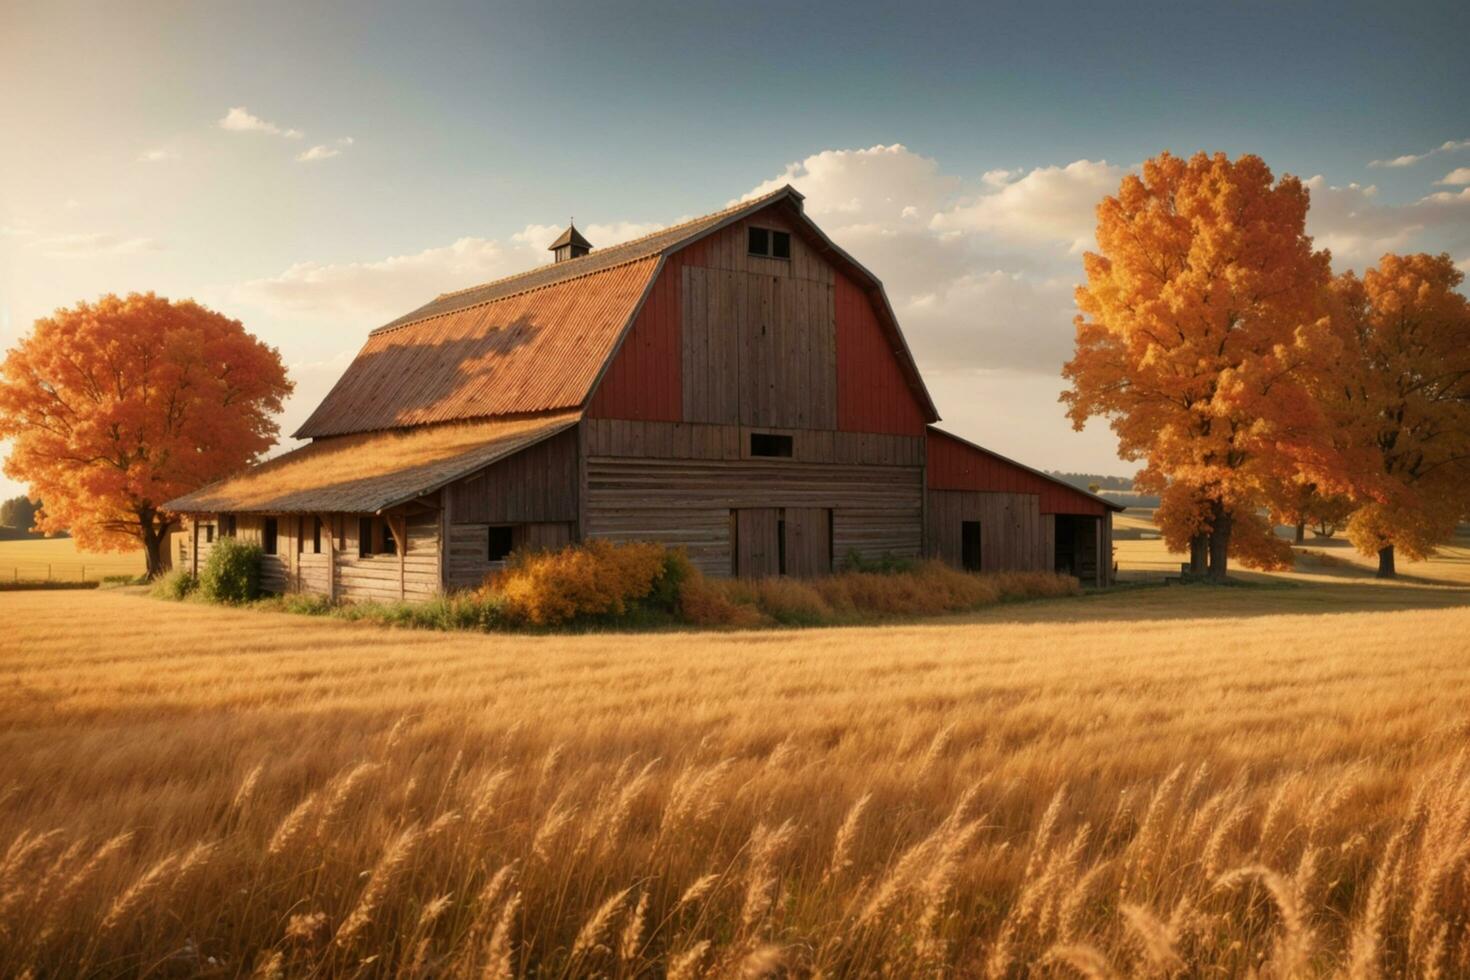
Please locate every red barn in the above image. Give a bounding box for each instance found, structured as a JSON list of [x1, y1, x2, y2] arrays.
[[165, 186, 1121, 599]]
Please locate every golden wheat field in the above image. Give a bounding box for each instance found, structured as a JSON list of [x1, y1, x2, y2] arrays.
[[4, 546, 1470, 979], [0, 537, 145, 583]]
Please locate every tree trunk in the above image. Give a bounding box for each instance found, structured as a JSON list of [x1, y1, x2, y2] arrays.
[[1189, 535, 1208, 577], [1294, 521, 1306, 545], [1207, 503, 1232, 582], [1376, 545, 1396, 579], [138, 510, 173, 579]]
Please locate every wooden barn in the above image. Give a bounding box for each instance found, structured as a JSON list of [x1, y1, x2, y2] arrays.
[[165, 186, 1121, 601]]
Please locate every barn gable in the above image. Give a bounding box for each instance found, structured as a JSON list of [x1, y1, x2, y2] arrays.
[[586, 195, 935, 434]]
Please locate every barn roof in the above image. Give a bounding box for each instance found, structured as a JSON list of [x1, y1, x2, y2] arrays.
[[164, 412, 580, 515], [295, 185, 937, 439]]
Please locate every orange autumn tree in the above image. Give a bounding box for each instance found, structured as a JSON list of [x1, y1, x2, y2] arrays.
[[1062, 152, 1341, 581], [0, 293, 292, 577], [1328, 253, 1470, 577]]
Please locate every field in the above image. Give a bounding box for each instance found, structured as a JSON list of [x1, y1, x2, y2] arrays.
[[2, 524, 1469, 976], [0, 536, 145, 583]]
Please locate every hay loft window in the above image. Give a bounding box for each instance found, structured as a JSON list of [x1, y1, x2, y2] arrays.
[[487, 525, 515, 562], [747, 227, 791, 259], [263, 517, 279, 556], [961, 520, 982, 572], [750, 432, 793, 458]]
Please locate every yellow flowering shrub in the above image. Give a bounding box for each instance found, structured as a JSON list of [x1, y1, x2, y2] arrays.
[[481, 539, 677, 626]]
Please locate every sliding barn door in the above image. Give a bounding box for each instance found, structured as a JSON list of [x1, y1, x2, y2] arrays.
[[733, 508, 780, 578], [783, 507, 832, 577]]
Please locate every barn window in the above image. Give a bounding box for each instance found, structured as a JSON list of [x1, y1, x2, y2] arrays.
[[263, 517, 279, 555], [961, 521, 982, 572], [487, 525, 515, 562], [358, 516, 373, 557], [222, 515, 237, 537], [747, 227, 790, 259], [203, 523, 215, 543], [312, 517, 323, 554], [382, 519, 397, 556], [298, 517, 306, 554], [750, 432, 793, 458]]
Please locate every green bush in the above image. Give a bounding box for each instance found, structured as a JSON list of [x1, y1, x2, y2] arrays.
[[198, 538, 261, 604], [150, 569, 197, 601]]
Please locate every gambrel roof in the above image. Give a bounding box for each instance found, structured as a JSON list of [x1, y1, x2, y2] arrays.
[[294, 185, 937, 439]]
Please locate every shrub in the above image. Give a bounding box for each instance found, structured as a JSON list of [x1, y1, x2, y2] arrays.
[[197, 538, 261, 604], [150, 569, 197, 601], [484, 539, 684, 626]]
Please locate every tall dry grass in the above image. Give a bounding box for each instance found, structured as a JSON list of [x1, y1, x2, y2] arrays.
[[2, 587, 1470, 976]]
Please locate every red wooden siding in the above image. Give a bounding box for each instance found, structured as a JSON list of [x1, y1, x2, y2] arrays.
[[835, 272, 927, 436], [587, 254, 684, 421], [927, 428, 1107, 516]]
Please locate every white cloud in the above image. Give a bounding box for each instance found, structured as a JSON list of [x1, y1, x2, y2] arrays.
[[233, 218, 668, 323], [296, 136, 355, 163], [900, 270, 1078, 374], [218, 106, 303, 139], [933, 160, 1126, 252], [1436, 167, 1470, 186], [138, 148, 178, 163], [1305, 176, 1470, 267], [1369, 138, 1469, 168], [32, 233, 161, 257]]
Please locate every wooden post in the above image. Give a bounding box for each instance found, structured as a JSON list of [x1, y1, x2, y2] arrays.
[[394, 512, 407, 601], [322, 514, 337, 602], [439, 491, 451, 594]]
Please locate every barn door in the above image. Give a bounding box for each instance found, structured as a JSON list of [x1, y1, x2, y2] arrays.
[[733, 508, 780, 578], [783, 507, 832, 577]]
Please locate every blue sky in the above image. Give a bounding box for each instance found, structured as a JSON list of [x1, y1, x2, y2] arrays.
[[3, 0, 1468, 500]]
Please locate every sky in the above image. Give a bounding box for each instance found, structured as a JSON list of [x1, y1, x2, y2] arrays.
[[2, 0, 1468, 502]]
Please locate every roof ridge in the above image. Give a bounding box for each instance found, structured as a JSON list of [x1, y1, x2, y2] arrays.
[[429, 185, 793, 305]]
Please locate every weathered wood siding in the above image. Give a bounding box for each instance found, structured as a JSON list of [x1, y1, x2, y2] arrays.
[[835, 272, 929, 436], [585, 454, 922, 577], [444, 521, 575, 591], [582, 419, 922, 467], [682, 266, 837, 429], [448, 429, 579, 524], [335, 511, 440, 602], [924, 490, 1052, 573]]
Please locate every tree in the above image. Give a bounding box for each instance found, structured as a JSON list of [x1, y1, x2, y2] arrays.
[[1328, 254, 1470, 577], [0, 495, 40, 532], [0, 293, 292, 576], [1265, 478, 1353, 545], [1062, 152, 1341, 581]]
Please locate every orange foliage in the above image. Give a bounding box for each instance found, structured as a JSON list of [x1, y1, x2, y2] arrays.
[[0, 293, 291, 575], [1062, 152, 1340, 575], [484, 539, 676, 626], [1328, 253, 1470, 564]]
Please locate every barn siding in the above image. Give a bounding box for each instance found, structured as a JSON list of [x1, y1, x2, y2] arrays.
[[584, 455, 922, 577], [448, 428, 579, 525], [586, 252, 685, 421], [923, 490, 1049, 572], [927, 428, 1109, 516], [835, 272, 929, 436]]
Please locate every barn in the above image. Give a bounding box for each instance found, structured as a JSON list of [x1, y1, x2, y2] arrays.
[[164, 186, 1120, 600]]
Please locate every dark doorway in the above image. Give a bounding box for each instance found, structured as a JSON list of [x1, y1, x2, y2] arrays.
[[961, 520, 982, 572]]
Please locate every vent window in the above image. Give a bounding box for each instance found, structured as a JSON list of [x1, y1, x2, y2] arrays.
[[750, 432, 793, 458], [747, 227, 791, 259], [487, 525, 515, 562]]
